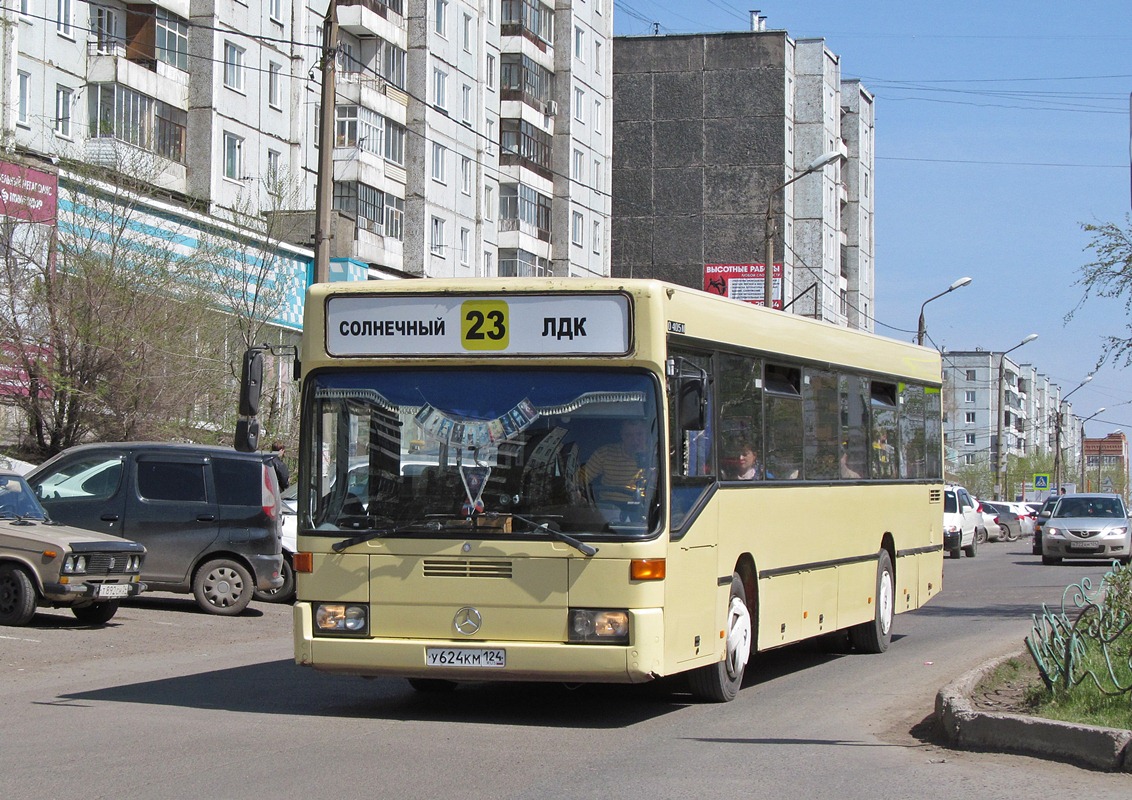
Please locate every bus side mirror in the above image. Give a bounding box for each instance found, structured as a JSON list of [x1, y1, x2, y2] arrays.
[[678, 376, 706, 431], [234, 417, 260, 453], [239, 348, 264, 417]]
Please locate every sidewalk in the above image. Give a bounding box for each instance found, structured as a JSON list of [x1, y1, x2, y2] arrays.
[[936, 651, 1132, 772]]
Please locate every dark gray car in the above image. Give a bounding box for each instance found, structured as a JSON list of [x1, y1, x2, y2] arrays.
[[28, 443, 284, 615]]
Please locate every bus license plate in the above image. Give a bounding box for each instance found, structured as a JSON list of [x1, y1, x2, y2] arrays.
[[95, 583, 130, 599], [426, 648, 506, 668]]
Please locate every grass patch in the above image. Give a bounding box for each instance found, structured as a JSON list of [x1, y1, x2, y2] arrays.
[[1028, 639, 1132, 730]]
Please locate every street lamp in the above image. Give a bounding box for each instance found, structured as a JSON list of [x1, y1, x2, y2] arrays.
[[1078, 408, 1106, 491], [916, 277, 972, 346], [763, 151, 842, 311], [994, 333, 1038, 500], [1052, 373, 1093, 492]]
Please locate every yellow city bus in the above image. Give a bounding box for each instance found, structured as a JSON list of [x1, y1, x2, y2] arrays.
[[282, 278, 943, 701]]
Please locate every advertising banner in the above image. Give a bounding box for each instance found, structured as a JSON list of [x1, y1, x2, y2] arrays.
[[703, 263, 782, 308], [0, 162, 58, 223]]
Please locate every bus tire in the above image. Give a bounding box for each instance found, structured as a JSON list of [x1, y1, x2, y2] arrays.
[[849, 550, 894, 654], [687, 574, 751, 702]]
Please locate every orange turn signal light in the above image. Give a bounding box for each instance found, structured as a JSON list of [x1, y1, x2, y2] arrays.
[[293, 552, 314, 573], [630, 558, 666, 580]]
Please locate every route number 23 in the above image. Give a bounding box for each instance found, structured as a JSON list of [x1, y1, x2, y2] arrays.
[[460, 300, 509, 351]]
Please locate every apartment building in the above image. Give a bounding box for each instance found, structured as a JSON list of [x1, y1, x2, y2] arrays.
[[2, 0, 612, 279], [941, 350, 1079, 476], [610, 21, 874, 330]]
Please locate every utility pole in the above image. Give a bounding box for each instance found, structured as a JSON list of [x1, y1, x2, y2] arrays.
[[313, 0, 338, 284]]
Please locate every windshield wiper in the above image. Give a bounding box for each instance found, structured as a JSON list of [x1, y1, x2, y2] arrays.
[[331, 519, 442, 552], [492, 512, 599, 557]]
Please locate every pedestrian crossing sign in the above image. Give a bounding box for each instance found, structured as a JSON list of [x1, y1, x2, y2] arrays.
[[1034, 474, 1049, 489]]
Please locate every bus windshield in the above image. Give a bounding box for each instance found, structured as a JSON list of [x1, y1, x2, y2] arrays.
[[303, 368, 662, 539]]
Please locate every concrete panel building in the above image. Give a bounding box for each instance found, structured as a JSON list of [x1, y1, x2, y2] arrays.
[[610, 24, 874, 329]]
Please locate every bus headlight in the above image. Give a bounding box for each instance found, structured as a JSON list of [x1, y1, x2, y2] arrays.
[[568, 609, 629, 644], [314, 603, 368, 635]]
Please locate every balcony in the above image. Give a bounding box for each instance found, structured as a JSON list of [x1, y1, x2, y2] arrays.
[[87, 41, 189, 107], [338, 0, 407, 41]]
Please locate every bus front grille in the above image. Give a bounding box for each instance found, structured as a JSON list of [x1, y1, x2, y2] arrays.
[[422, 560, 513, 579]]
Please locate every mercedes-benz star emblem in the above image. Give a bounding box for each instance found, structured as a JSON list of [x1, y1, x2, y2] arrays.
[[453, 606, 482, 635]]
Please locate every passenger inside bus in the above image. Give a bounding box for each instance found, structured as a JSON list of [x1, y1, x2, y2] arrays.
[[724, 441, 763, 480]]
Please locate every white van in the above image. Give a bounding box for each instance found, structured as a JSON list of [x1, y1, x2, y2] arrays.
[[943, 484, 980, 559]]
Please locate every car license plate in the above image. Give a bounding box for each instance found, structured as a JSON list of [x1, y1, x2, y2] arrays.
[[425, 648, 505, 668], [95, 583, 130, 599]]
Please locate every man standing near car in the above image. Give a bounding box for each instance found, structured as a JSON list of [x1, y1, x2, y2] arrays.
[[268, 441, 290, 490]]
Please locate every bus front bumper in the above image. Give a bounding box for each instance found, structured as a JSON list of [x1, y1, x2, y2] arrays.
[[293, 603, 666, 684]]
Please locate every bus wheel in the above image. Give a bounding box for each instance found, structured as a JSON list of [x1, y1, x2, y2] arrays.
[[688, 574, 751, 702], [849, 550, 894, 654], [407, 678, 458, 693]]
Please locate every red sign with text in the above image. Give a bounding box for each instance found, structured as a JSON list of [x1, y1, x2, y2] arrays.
[[0, 161, 58, 223], [703, 263, 782, 308]]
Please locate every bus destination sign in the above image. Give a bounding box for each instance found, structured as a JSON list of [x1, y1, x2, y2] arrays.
[[327, 294, 632, 356]]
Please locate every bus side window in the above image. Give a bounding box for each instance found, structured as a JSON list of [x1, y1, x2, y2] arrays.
[[668, 351, 714, 479]]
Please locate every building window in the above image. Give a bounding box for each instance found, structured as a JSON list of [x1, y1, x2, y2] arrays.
[[964, 412, 976, 424], [574, 26, 584, 60], [964, 390, 976, 403], [56, 0, 72, 36], [571, 210, 583, 245], [483, 250, 493, 277], [434, 0, 448, 36], [573, 87, 584, 122], [484, 184, 494, 220], [385, 194, 404, 241], [486, 54, 496, 90], [460, 227, 471, 265], [431, 142, 447, 183], [594, 40, 602, 73], [433, 68, 448, 110], [156, 9, 189, 71], [592, 220, 601, 254], [499, 183, 551, 239], [224, 42, 245, 92], [54, 86, 73, 137], [268, 63, 282, 109], [965, 433, 976, 446], [89, 83, 187, 163], [384, 119, 405, 165], [17, 72, 29, 126], [461, 156, 471, 195], [461, 84, 472, 124], [462, 13, 473, 51], [430, 216, 446, 255], [572, 149, 584, 181], [965, 369, 976, 381], [964, 454, 976, 465], [383, 44, 406, 89], [267, 149, 280, 180], [223, 132, 244, 179], [593, 98, 602, 132], [268, 0, 282, 22], [593, 158, 603, 190], [93, 7, 121, 53]]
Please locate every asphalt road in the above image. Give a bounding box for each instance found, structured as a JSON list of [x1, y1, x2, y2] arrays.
[[2, 539, 1129, 799]]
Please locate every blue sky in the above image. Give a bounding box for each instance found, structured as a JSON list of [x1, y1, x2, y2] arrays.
[[613, 1, 1132, 437]]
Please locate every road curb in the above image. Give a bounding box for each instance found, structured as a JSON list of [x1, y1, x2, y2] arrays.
[[935, 651, 1132, 772]]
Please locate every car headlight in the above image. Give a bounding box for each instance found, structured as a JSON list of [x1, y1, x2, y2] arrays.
[[128, 554, 142, 573], [568, 609, 629, 644], [315, 603, 368, 635], [1046, 527, 1063, 538], [63, 554, 87, 574], [1104, 526, 1128, 537]]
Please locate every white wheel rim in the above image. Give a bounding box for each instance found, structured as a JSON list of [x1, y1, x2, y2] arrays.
[[725, 595, 752, 678], [878, 568, 894, 636]]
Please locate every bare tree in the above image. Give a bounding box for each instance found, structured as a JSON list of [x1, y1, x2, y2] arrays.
[[0, 156, 229, 458], [1070, 215, 1132, 368], [198, 166, 306, 446]]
